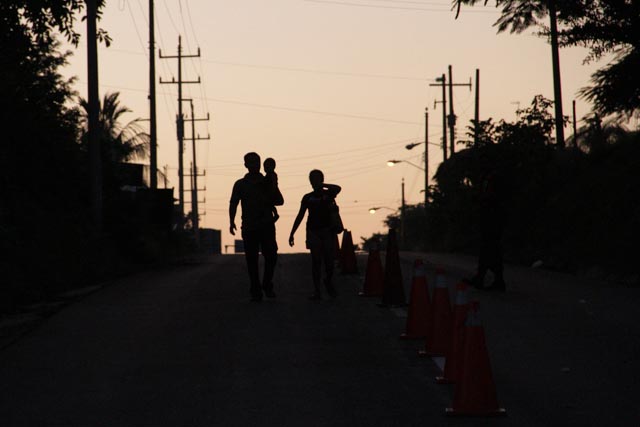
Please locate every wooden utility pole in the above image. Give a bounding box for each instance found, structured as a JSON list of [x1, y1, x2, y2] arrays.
[[149, 0, 158, 189], [548, 0, 565, 147], [572, 100, 578, 144], [424, 107, 429, 207], [447, 65, 472, 155], [86, 0, 102, 232], [186, 99, 210, 246], [448, 65, 455, 154], [163, 165, 169, 188], [474, 68, 480, 147], [430, 74, 447, 162], [159, 36, 201, 229], [400, 178, 406, 249]]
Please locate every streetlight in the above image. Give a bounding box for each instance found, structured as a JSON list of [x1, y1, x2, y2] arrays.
[[369, 206, 395, 214], [369, 178, 406, 248], [386, 159, 424, 171], [405, 112, 429, 208]]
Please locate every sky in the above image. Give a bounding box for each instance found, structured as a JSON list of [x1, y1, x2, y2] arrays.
[[61, 0, 605, 253]]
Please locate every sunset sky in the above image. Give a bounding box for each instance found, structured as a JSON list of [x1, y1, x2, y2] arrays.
[[61, 0, 605, 253]]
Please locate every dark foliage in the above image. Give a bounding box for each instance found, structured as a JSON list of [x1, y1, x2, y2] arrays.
[[365, 95, 640, 276], [0, 2, 181, 313], [453, 0, 640, 117]]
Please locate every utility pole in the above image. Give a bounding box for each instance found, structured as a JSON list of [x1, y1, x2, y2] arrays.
[[430, 74, 447, 162], [474, 68, 480, 147], [400, 178, 406, 249], [163, 165, 169, 189], [185, 99, 210, 246], [86, 0, 102, 233], [572, 100, 578, 145], [548, 0, 565, 147], [448, 65, 455, 154], [159, 36, 201, 229], [149, 0, 158, 189], [424, 107, 429, 207], [447, 65, 472, 155]]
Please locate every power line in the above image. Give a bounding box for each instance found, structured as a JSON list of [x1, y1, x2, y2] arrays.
[[125, 0, 149, 58], [303, 0, 498, 13], [162, 0, 181, 33], [202, 96, 421, 125], [90, 47, 432, 82]]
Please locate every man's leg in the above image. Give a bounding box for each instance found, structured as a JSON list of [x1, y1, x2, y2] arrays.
[[260, 225, 278, 297], [242, 229, 262, 300], [321, 230, 337, 297], [307, 231, 323, 298]]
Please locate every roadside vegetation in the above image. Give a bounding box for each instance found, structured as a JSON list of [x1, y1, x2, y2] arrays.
[[0, 2, 191, 314]]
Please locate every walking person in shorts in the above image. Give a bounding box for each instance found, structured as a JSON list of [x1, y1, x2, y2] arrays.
[[289, 169, 341, 300]]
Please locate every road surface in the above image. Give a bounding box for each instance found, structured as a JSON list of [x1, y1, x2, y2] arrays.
[[0, 252, 638, 426]]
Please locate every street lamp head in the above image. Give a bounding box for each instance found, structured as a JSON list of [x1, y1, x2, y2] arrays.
[[369, 208, 378, 214], [387, 160, 400, 167], [405, 142, 421, 150]]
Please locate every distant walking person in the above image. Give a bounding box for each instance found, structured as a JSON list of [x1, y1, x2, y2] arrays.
[[470, 169, 507, 292], [230, 152, 284, 301], [263, 157, 282, 223], [289, 170, 341, 300]]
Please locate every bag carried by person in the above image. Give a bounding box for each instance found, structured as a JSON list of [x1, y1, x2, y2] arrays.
[[329, 200, 344, 234]]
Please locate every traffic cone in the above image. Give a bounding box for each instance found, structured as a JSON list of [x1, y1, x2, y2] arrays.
[[339, 230, 348, 269], [359, 242, 384, 297], [446, 301, 506, 417], [419, 267, 451, 356], [400, 259, 431, 339], [379, 228, 405, 307], [340, 230, 358, 274], [437, 281, 470, 384]]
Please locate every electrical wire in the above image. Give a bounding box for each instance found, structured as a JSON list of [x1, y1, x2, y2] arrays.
[[303, 0, 498, 13]]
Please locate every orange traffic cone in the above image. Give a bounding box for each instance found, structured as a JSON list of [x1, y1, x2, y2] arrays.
[[359, 242, 384, 297], [446, 301, 506, 417], [419, 267, 451, 356], [340, 230, 358, 274], [400, 259, 431, 339], [380, 228, 405, 307], [339, 230, 348, 269], [437, 281, 470, 384]]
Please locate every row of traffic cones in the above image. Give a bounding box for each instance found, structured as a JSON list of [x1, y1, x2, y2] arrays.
[[359, 228, 505, 417], [359, 228, 406, 308]]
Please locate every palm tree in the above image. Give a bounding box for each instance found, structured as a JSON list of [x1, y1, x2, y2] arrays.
[[79, 91, 149, 164]]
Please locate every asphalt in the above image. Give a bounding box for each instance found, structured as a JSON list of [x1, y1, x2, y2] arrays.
[[0, 252, 638, 426]]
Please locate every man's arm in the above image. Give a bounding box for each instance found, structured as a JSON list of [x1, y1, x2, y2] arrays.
[[289, 201, 307, 246], [229, 182, 240, 235], [324, 183, 341, 197]]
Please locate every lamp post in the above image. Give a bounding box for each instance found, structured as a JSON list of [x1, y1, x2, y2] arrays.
[[405, 109, 428, 207], [369, 179, 406, 248], [387, 159, 424, 171]]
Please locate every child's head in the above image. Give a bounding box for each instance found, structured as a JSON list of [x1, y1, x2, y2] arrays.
[[264, 157, 276, 173]]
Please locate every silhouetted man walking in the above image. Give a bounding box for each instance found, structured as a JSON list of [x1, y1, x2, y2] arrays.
[[230, 152, 284, 301], [470, 169, 507, 291]]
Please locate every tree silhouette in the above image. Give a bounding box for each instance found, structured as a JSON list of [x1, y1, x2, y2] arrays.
[[79, 92, 149, 165], [453, 1, 640, 117]]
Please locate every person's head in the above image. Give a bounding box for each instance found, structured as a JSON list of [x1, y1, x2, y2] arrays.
[[244, 152, 261, 173], [264, 157, 276, 173], [309, 169, 324, 190]]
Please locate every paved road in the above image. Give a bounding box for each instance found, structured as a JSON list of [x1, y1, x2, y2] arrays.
[[1, 253, 638, 426]]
